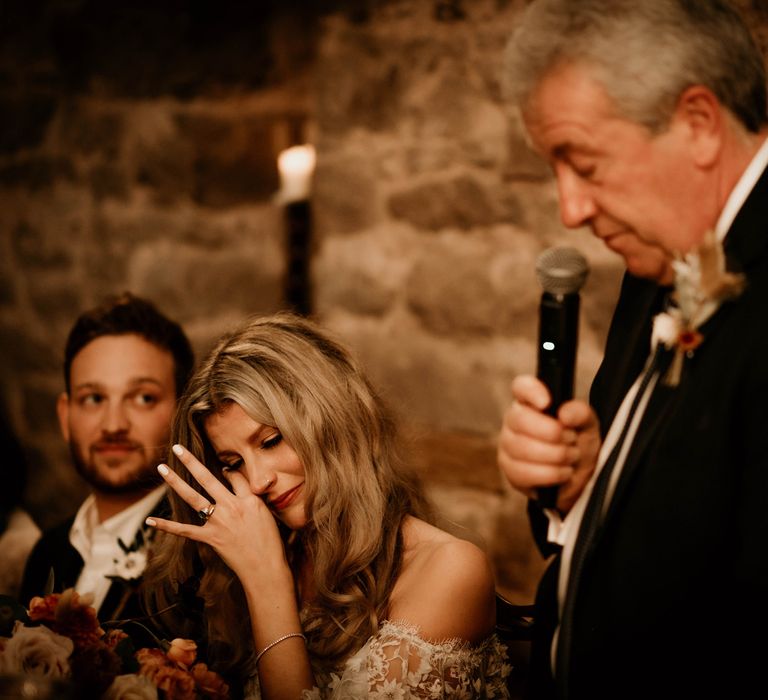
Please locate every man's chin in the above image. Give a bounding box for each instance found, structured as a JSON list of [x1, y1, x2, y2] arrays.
[[73, 458, 162, 495], [604, 236, 672, 283], [89, 474, 163, 496], [624, 254, 674, 283]]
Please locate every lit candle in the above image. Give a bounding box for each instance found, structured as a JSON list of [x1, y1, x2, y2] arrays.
[[276, 144, 316, 316], [277, 144, 317, 204]]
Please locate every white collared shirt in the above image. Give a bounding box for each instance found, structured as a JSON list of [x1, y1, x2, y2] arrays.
[[70, 485, 166, 612], [546, 135, 768, 670]]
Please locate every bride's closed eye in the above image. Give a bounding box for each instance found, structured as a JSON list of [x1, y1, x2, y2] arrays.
[[262, 433, 283, 450]]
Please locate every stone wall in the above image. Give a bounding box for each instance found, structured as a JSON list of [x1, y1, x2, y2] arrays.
[[1, 0, 766, 602], [309, 1, 626, 601], [0, 0, 323, 518]]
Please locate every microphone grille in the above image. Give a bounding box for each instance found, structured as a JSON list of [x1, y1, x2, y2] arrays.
[[536, 247, 589, 295]]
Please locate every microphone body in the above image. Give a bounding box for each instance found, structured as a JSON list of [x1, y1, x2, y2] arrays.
[[535, 248, 589, 509], [538, 291, 580, 417]]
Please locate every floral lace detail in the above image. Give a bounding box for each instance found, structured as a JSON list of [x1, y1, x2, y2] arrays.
[[303, 620, 511, 699], [244, 621, 511, 699]]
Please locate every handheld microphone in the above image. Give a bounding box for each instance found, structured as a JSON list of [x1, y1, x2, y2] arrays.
[[535, 247, 589, 509]]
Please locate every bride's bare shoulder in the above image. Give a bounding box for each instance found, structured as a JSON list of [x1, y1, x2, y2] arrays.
[[388, 517, 497, 643]]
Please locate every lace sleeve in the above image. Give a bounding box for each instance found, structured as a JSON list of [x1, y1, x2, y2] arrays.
[[301, 620, 512, 699]]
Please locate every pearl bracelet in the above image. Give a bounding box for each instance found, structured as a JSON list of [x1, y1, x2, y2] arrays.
[[255, 632, 307, 665]]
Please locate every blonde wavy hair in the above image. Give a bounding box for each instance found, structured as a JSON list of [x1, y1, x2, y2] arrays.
[[144, 313, 432, 677]]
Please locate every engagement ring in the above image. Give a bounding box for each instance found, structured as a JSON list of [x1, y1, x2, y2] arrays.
[[197, 503, 216, 523]]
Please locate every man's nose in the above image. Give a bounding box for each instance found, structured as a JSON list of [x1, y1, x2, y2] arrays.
[[101, 400, 130, 433], [557, 168, 597, 229]]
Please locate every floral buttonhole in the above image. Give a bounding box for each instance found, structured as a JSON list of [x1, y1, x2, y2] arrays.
[[652, 229, 744, 386]]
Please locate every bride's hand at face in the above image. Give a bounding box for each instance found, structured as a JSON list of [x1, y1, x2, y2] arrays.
[[146, 444, 293, 588]]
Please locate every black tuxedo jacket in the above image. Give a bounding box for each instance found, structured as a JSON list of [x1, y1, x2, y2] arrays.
[[527, 166, 768, 700], [19, 497, 170, 629]]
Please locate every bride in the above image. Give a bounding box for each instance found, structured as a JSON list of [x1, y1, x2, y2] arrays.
[[143, 313, 510, 698]]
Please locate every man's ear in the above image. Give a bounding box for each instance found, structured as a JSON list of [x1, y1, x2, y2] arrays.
[[673, 85, 723, 168], [56, 392, 71, 442]]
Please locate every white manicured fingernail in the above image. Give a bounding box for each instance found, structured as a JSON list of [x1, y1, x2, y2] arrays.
[[145, 518, 156, 527], [158, 464, 170, 476], [172, 444, 183, 456]]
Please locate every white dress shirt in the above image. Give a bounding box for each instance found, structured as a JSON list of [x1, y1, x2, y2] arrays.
[[545, 135, 768, 669], [69, 485, 166, 611]]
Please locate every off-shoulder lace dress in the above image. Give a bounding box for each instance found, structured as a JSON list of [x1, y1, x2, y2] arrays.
[[245, 620, 511, 699]]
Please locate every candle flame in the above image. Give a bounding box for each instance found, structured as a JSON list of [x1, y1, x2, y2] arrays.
[[276, 144, 316, 203]]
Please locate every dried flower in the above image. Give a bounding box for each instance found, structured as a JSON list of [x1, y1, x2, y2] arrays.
[[190, 662, 230, 699], [1, 589, 229, 699], [138, 654, 197, 700], [106, 527, 155, 604], [0, 620, 73, 678], [136, 647, 168, 675], [70, 640, 123, 696], [27, 594, 60, 623], [677, 329, 703, 353], [135, 642, 231, 699], [653, 230, 744, 386], [113, 550, 149, 581], [167, 638, 198, 669], [651, 312, 680, 349], [104, 629, 131, 649], [28, 589, 104, 650], [54, 589, 105, 648], [103, 674, 160, 700]]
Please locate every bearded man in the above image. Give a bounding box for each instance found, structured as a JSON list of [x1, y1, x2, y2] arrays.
[[21, 293, 194, 622]]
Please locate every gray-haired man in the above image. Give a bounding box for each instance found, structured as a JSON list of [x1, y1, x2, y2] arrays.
[[498, 2, 768, 698]]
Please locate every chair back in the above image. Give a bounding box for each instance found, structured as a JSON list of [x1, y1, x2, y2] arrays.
[[495, 592, 534, 698]]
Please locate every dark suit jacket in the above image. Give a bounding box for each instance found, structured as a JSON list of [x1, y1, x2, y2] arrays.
[[527, 166, 768, 700], [19, 497, 170, 632]]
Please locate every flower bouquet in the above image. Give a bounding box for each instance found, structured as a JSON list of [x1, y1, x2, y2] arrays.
[[0, 588, 229, 699]]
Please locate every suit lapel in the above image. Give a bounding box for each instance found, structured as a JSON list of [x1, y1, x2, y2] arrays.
[[600, 286, 744, 529], [590, 276, 669, 436], [49, 518, 85, 592], [600, 366, 678, 529]]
